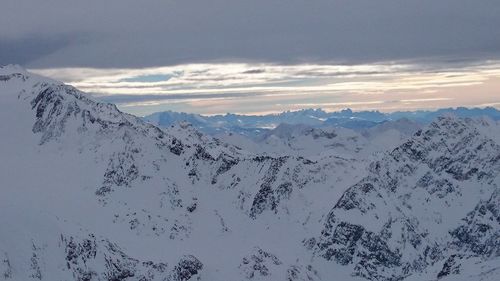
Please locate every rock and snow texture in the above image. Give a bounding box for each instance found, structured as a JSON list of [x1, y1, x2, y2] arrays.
[[0, 65, 498, 281], [143, 107, 500, 135], [313, 116, 500, 280], [219, 120, 420, 159]]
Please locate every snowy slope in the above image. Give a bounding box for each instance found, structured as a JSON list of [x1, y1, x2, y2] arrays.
[[313, 116, 500, 281], [0, 65, 498, 281], [217, 120, 420, 159], [0, 65, 364, 280]]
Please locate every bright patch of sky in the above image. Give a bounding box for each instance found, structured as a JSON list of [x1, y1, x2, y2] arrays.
[[31, 60, 500, 116], [120, 74, 173, 83]]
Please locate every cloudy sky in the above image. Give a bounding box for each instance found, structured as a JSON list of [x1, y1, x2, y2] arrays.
[[2, 0, 500, 115]]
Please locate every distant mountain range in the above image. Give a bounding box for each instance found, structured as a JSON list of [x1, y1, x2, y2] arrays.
[[1, 65, 499, 281], [144, 107, 500, 135]]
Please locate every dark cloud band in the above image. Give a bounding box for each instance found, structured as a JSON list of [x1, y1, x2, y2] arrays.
[[2, 0, 500, 68]]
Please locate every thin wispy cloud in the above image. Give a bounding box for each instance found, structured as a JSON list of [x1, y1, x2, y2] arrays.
[[31, 60, 500, 115], [3, 1, 499, 115]]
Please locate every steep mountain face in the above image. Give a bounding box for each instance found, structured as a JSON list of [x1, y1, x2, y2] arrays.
[[0, 65, 498, 281], [0, 65, 365, 280], [313, 116, 500, 280]]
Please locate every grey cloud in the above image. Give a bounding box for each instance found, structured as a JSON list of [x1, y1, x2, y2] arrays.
[[242, 69, 266, 74], [2, 0, 500, 68], [0, 35, 73, 65], [96, 92, 263, 105]]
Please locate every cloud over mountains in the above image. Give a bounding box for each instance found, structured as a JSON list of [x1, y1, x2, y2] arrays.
[[2, 0, 500, 68]]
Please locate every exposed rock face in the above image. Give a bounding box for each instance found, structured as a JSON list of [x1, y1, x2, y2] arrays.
[[240, 247, 283, 279], [286, 264, 320, 281], [239, 248, 320, 281], [168, 256, 203, 281], [62, 234, 173, 281], [314, 117, 500, 280], [450, 189, 500, 257], [436, 255, 462, 279], [0, 65, 499, 281], [0, 229, 205, 281]]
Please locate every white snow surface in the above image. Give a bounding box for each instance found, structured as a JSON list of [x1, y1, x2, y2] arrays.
[[0, 65, 498, 281]]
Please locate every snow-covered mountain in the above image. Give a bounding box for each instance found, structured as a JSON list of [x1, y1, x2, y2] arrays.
[[0, 65, 498, 281], [144, 107, 497, 160], [143, 107, 500, 137], [313, 116, 500, 280], [0, 65, 364, 280], [216, 119, 421, 159]]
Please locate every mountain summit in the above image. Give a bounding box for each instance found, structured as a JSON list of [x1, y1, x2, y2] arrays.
[[0, 66, 498, 281]]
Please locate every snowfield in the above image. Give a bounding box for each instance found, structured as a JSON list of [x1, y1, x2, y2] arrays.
[[0, 65, 498, 281]]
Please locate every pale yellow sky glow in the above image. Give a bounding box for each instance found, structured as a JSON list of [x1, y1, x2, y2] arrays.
[[31, 60, 500, 116]]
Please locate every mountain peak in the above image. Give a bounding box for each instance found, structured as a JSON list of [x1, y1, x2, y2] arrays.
[[0, 64, 26, 73], [1, 67, 499, 281]]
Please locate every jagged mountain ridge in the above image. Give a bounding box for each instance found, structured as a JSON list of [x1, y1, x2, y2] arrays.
[[0, 65, 499, 281], [219, 120, 421, 158], [313, 116, 500, 280], [0, 65, 364, 280], [143, 107, 500, 137]]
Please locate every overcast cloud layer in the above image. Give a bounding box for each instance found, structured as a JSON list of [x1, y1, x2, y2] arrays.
[[31, 61, 500, 116], [2, 0, 500, 68], [3, 1, 500, 115]]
